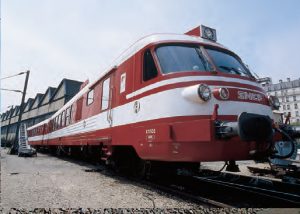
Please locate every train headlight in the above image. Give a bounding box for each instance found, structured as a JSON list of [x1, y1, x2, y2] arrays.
[[219, 88, 230, 100], [198, 84, 211, 102], [268, 95, 280, 110]]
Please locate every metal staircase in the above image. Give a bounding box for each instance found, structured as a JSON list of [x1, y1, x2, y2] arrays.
[[18, 124, 36, 157]]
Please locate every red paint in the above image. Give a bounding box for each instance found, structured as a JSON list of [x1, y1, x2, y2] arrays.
[[185, 26, 201, 37], [28, 31, 276, 163], [213, 87, 269, 105]]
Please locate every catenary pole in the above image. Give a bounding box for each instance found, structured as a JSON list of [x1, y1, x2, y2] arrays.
[[12, 70, 30, 154]]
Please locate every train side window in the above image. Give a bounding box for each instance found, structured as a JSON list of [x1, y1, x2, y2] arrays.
[[87, 89, 94, 105], [55, 116, 59, 130], [143, 49, 158, 81], [101, 78, 110, 110], [59, 114, 62, 128], [62, 110, 66, 127], [66, 107, 71, 125]]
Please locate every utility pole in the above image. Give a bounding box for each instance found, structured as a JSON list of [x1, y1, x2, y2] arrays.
[[11, 70, 30, 154]]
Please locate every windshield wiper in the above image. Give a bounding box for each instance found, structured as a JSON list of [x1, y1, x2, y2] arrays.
[[219, 65, 244, 76], [196, 49, 213, 71]]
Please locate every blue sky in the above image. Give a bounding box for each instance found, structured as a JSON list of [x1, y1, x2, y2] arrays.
[[1, 0, 300, 112]]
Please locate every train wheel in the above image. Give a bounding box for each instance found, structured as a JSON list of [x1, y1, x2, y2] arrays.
[[132, 158, 149, 179], [110, 146, 147, 178]]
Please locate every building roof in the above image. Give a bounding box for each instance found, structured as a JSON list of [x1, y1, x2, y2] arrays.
[[23, 98, 34, 112], [13, 106, 20, 117], [49, 78, 82, 102], [39, 87, 57, 106], [31, 93, 44, 109], [1, 113, 7, 121], [264, 78, 300, 92]]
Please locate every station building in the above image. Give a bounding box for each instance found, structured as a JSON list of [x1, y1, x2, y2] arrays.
[[0, 78, 83, 146], [260, 77, 300, 124]]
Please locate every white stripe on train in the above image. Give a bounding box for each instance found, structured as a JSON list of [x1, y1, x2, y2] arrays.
[[28, 86, 273, 142], [126, 75, 262, 99]]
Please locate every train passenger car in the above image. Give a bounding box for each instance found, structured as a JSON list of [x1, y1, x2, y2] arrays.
[[28, 25, 295, 172]]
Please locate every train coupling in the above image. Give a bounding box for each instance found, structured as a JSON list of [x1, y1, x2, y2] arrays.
[[279, 124, 300, 139], [215, 112, 273, 142]]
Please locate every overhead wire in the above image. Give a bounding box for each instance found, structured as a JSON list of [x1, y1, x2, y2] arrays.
[[1, 72, 25, 80]]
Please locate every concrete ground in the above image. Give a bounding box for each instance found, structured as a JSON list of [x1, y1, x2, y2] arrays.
[[0, 148, 201, 211], [1, 148, 299, 213]]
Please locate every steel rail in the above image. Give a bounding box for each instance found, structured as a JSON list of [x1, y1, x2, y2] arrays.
[[194, 176, 300, 207], [140, 179, 234, 208]]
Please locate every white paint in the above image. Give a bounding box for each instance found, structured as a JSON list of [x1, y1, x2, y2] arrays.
[[28, 84, 273, 142], [181, 84, 206, 103], [29, 33, 231, 130], [126, 75, 261, 99]]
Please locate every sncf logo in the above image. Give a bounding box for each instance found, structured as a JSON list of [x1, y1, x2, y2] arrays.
[[237, 91, 263, 102]]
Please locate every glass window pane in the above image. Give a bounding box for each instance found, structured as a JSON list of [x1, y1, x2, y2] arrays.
[[143, 50, 158, 81], [87, 90, 94, 105], [102, 78, 110, 110], [206, 48, 252, 77], [156, 45, 208, 74]]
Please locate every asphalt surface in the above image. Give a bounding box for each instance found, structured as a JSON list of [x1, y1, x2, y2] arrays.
[[0, 148, 201, 210]]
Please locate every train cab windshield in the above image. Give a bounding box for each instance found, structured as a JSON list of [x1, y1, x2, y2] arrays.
[[155, 44, 253, 78], [156, 45, 213, 74], [205, 48, 253, 78]]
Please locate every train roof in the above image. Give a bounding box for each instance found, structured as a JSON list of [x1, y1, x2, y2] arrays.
[[28, 33, 230, 130]]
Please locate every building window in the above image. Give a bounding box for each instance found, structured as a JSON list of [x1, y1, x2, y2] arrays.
[[296, 111, 299, 117], [287, 104, 290, 110], [283, 105, 286, 110], [295, 103, 298, 109], [282, 97, 285, 102], [286, 96, 289, 102], [87, 89, 94, 105], [293, 96, 297, 101]]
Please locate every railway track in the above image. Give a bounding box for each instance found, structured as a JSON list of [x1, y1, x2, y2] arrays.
[[37, 150, 300, 208], [146, 170, 300, 208], [140, 178, 234, 208]]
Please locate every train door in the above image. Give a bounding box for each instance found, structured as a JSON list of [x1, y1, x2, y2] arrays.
[[101, 73, 115, 127]]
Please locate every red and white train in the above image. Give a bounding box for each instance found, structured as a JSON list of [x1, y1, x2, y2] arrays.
[[27, 25, 298, 172]]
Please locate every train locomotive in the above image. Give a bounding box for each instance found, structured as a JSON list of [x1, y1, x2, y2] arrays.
[[27, 25, 300, 173]]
